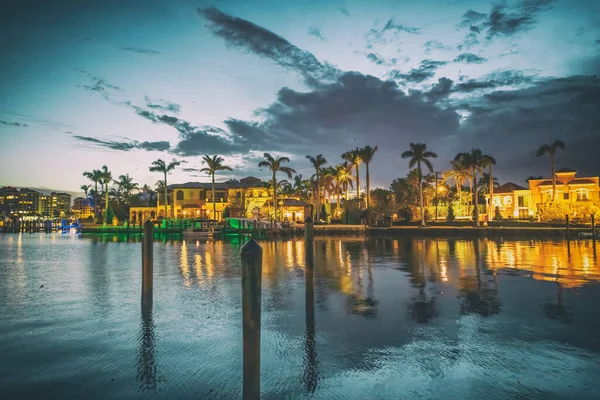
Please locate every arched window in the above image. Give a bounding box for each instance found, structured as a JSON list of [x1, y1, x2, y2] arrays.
[[576, 189, 589, 201], [176, 190, 184, 201]]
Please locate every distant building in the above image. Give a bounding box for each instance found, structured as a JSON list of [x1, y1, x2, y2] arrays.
[[18, 189, 42, 216], [72, 197, 93, 219], [40, 192, 72, 218], [486, 168, 600, 219], [0, 186, 21, 216]]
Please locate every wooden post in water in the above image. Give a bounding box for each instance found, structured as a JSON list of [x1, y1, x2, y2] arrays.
[[304, 217, 314, 272], [241, 239, 262, 400], [142, 220, 154, 307], [566, 214, 570, 237], [592, 214, 596, 238]]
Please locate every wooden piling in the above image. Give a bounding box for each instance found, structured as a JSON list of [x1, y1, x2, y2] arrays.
[[592, 214, 596, 238], [241, 239, 262, 400], [142, 220, 154, 307], [566, 215, 570, 237]]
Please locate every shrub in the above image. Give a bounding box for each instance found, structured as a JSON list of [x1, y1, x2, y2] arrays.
[[398, 207, 412, 223], [493, 206, 503, 222], [447, 204, 455, 222]]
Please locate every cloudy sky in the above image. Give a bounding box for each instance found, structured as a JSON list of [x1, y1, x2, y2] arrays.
[[0, 0, 599, 192]]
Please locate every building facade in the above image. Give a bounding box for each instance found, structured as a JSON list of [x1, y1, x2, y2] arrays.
[[72, 197, 94, 219], [130, 176, 310, 224], [486, 168, 600, 219]]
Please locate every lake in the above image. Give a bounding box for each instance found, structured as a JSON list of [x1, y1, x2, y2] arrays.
[[1, 233, 600, 399]]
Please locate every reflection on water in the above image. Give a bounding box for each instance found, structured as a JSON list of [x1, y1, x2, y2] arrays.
[[1, 234, 600, 398], [137, 304, 157, 391]]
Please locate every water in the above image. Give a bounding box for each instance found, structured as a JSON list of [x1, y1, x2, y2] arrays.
[[1, 233, 600, 399]]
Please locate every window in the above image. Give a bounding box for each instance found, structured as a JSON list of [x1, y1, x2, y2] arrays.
[[576, 190, 589, 201], [200, 190, 206, 200], [504, 196, 512, 205], [176, 190, 184, 201], [544, 191, 553, 202], [564, 193, 569, 200]]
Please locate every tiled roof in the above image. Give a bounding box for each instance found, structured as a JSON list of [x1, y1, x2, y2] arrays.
[[570, 179, 596, 185], [168, 177, 267, 190], [556, 167, 576, 173], [494, 182, 527, 194]]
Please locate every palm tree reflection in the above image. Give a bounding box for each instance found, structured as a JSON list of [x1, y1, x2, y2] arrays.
[[459, 240, 501, 317], [136, 304, 157, 391], [542, 282, 574, 323]]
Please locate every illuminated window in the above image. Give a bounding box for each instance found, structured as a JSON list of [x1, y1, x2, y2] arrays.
[[504, 196, 512, 204], [576, 189, 589, 201], [564, 193, 569, 200]]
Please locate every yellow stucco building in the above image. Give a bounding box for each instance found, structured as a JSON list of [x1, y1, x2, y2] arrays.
[[486, 168, 600, 219], [130, 176, 310, 223]]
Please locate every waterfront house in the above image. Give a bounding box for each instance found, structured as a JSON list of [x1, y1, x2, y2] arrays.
[[486, 168, 600, 219]]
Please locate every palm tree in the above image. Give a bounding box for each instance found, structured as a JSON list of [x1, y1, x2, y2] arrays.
[[99, 165, 112, 225], [149, 159, 181, 219], [478, 173, 498, 195], [536, 139, 565, 202], [480, 155, 497, 220], [343, 149, 362, 202], [142, 184, 153, 205], [306, 154, 328, 222], [83, 169, 103, 220], [335, 163, 355, 201], [401, 143, 438, 227], [114, 174, 139, 205], [200, 155, 233, 221], [80, 184, 91, 207], [454, 149, 486, 227], [258, 153, 296, 224], [444, 160, 468, 194], [358, 146, 378, 209]]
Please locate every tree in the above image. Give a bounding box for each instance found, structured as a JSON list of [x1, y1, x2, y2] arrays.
[[258, 153, 296, 224], [480, 155, 497, 220], [359, 145, 378, 209], [447, 203, 455, 222], [443, 160, 468, 194], [80, 184, 91, 208], [401, 143, 438, 227], [149, 159, 181, 219], [342, 149, 362, 203], [526, 175, 543, 182], [335, 163, 355, 201], [99, 165, 112, 225], [83, 169, 103, 220], [114, 174, 139, 205], [306, 154, 328, 222], [200, 155, 233, 221], [478, 173, 499, 195], [454, 149, 486, 227], [536, 139, 565, 202]]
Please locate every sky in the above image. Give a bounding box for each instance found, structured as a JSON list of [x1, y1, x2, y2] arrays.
[[0, 0, 599, 193]]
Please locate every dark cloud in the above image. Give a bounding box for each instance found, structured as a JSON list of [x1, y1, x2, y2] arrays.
[[389, 60, 447, 83], [425, 77, 454, 103], [71, 135, 170, 152], [454, 53, 487, 64], [382, 19, 420, 34], [423, 40, 451, 54], [121, 47, 160, 55], [458, 0, 553, 47], [182, 167, 202, 173], [458, 74, 600, 178], [308, 26, 326, 41], [144, 97, 181, 114], [198, 7, 339, 86], [453, 70, 536, 93], [340, 7, 350, 17], [366, 53, 385, 65], [0, 120, 28, 127]]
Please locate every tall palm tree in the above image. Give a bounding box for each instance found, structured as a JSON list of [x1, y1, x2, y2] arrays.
[[335, 163, 355, 201], [478, 173, 499, 195], [149, 159, 181, 219], [359, 146, 378, 209], [454, 149, 486, 227], [444, 160, 468, 194], [480, 155, 497, 220], [83, 169, 103, 220], [114, 174, 139, 205], [401, 143, 438, 227], [99, 165, 112, 225], [142, 184, 153, 205], [200, 155, 233, 221], [536, 139, 565, 202], [80, 184, 91, 207], [343, 149, 362, 201], [306, 154, 328, 222], [258, 153, 296, 223]]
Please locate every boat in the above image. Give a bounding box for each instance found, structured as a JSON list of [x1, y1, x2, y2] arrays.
[[183, 219, 222, 239]]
